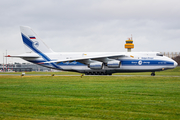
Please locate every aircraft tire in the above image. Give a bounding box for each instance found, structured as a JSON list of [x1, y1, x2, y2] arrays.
[[85, 72, 89, 75], [100, 72, 104, 75], [151, 72, 155, 76]]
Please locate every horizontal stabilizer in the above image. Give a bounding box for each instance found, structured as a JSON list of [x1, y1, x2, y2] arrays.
[[6, 54, 40, 58]]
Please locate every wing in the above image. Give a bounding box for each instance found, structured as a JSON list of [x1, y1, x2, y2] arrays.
[[43, 53, 125, 65]]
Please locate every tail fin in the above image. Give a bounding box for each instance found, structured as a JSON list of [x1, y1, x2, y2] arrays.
[[20, 26, 54, 53]]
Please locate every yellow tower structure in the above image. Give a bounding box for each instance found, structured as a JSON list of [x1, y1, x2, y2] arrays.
[[125, 37, 134, 52]]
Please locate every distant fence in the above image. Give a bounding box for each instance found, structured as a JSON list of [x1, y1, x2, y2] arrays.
[[160, 52, 180, 58]]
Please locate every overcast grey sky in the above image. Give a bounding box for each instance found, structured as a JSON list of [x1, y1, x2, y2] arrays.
[[1, 0, 180, 63]]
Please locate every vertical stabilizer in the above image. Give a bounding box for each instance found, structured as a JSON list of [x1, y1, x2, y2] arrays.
[[20, 26, 53, 53]]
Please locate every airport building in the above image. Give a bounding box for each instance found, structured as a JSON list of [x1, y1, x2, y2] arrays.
[[0, 63, 51, 72]]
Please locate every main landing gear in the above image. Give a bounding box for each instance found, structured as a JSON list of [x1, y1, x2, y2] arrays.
[[151, 72, 155, 76], [85, 72, 112, 75]]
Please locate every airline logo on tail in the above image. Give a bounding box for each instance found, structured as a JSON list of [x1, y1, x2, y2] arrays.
[[33, 41, 39, 48]]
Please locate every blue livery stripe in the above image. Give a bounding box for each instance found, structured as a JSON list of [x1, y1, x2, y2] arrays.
[[120, 59, 174, 66], [57, 61, 85, 66]]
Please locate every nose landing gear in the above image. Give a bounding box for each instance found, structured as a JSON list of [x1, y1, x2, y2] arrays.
[[151, 72, 155, 76]]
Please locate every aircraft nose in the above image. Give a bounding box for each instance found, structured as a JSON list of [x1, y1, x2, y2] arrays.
[[174, 61, 178, 67]]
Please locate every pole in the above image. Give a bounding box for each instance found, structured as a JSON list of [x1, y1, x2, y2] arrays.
[[6, 50, 7, 72], [6, 50, 7, 65], [3, 53, 4, 72]]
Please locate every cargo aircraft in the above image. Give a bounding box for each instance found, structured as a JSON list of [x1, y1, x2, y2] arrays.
[[7, 26, 178, 76]]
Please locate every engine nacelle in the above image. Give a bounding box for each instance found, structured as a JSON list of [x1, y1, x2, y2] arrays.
[[88, 62, 103, 70], [107, 60, 121, 68]]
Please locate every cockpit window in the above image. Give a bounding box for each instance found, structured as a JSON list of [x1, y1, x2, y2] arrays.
[[156, 53, 163, 56]]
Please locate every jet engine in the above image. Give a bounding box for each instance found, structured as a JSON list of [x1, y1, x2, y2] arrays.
[[107, 60, 121, 68], [88, 62, 103, 70]]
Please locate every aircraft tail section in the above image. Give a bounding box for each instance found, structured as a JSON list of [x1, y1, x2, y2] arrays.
[[20, 26, 54, 53]]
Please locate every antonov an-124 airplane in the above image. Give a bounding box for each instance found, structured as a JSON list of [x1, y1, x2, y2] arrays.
[[7, 26, 178, 76]]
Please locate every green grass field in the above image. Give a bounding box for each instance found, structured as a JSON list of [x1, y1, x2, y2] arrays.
[[1, 67, 180, 76], [0, 68, 180, 119]]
